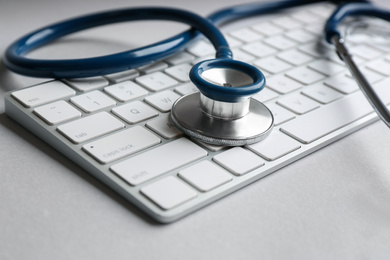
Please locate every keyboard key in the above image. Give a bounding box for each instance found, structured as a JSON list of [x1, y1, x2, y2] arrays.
[[11, 81, 75, 108], [213, 147, 265, 176], [277, 94, 320, 114], [285, 66, 326, 85], [277, 49, 314, 66], [229, 27, 262, 43], [57, 112, 124, 144], [266, 74, 302, 94], [138, 61, 168, 74], [146, 115, 183, 139], [253, 88, 279, 103], [187, 41, 214, 57], [266, 103, 295, 126], [179, 161, 232, 192], [141, 176, 197, 210], [112, 101, 158, 124], [135, 71, 178, 92], [251, 22, 284, 36], [111, 138, 207, 186], [253, 56, 292, 74], [264, 35, 297, 50], [366, 59, 390, 76], [174, 82, 199, 95], [271, 16, 303, 30], [33, 100, 81, 125], [302, 83, 343, 104], [241, 42, 277, 58], [144, 90, 181, 112], [285, 29, 318, 44], [308, 59, 345, 76], [350, 45, 383, 60], [324, 75, 359, 94], [104, 81, 148, 102], [70, 90, 116, 113], [281, 92, 373, 144], [82, 126, 161, 164], [232, 48, 255, 62], [164, 52, 195, 65], [63, 76, 109, 92], [164, 63, 192, 82], [247, 131, 301, 161], [104, 69, 139, 83]]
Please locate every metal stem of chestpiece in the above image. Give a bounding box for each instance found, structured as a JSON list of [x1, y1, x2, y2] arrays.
[[199, 94, 250, 119]]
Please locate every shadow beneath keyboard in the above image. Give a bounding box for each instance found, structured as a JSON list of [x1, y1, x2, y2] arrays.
[[0, 113, 161, 225]]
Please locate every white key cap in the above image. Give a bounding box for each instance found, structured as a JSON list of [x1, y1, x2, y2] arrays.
[[247, 131, 301, 161], [82, 126, 161, 164], [324, 75, 359, 94], [266, 74, 302, 94], [345, 67, 383, 84], [271, 16, 303, 30], [251, 22, 284, 37], [241, 42, 277, 58], [144, 90, 181, 112], [146, 115, 183, 139], [277, 94, 320, 114], [165, 52, 195, 65], [135, 72, 178, 92], [253, 88, 279, 103], [11, 81, 75, 108], [225, 35, 243, 48], [298, 42, 332, 58], [264, 35, 297, 50], [70, 90, 116, 113], [138, 62, 168, 74], [253, 56, 292, 74], [229, 28, 262, 43], [33, 100, 81, 125], [350, 45, 383, 60], [57, 112, 124, 144], [266, 103, 295, 126], [286, 66, 326, 85], [281, 92, 373, 144], [187, 41, 214, 57], [63, 76, 109, 92], [213, 147, 265, 176], [111, 138, 207, 186], [232, 48, 255, 62], [366, 59, 390, 76], [112, 101, 158, 124], [285, 29, 318, 44], [164, 63, 192, 82], [179, 161, 232, 192], [141, 176, 197, 210], [277, 49, 314, 66], [104, 81, 148, 102], [302, 83, 343, 104], [104, 69, 139, 83], [373, 77, 390, 105], [291, 11, 323, 24], [308, 59, 345, 76], [174, 82, 199, 96]]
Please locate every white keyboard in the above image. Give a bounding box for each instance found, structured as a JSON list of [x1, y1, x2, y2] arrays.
[[5, 2, 390, 223]]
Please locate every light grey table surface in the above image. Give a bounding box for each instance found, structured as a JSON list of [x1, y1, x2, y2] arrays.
[[1, 0, 390, 259]]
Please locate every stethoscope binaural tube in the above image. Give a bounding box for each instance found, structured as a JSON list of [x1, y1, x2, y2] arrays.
[[325, 2, 390, 128]]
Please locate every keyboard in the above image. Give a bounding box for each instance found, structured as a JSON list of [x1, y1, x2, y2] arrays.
[[4, 2, 390, 223]]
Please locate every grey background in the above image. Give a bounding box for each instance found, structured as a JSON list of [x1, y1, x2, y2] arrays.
[[1, 0, 390, 259]]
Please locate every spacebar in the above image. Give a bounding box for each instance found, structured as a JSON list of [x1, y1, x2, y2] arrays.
[[280, 92, 374, 144], [110, 138, 208, 186]]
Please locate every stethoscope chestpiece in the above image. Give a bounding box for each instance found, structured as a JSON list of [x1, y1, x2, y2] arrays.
[[170, 59, 274, 146]]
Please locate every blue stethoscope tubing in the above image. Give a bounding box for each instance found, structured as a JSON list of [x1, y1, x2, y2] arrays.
[[4, 0, 326, 79]]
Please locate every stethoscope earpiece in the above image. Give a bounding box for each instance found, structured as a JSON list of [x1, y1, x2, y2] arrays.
[[170, 59, 274, 146]]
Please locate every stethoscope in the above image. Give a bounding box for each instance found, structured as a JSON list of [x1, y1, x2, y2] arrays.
[[4, 0, 390, 146]]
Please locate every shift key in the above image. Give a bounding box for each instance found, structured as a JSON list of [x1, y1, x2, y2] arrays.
[[111, 138, 208, 186]]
